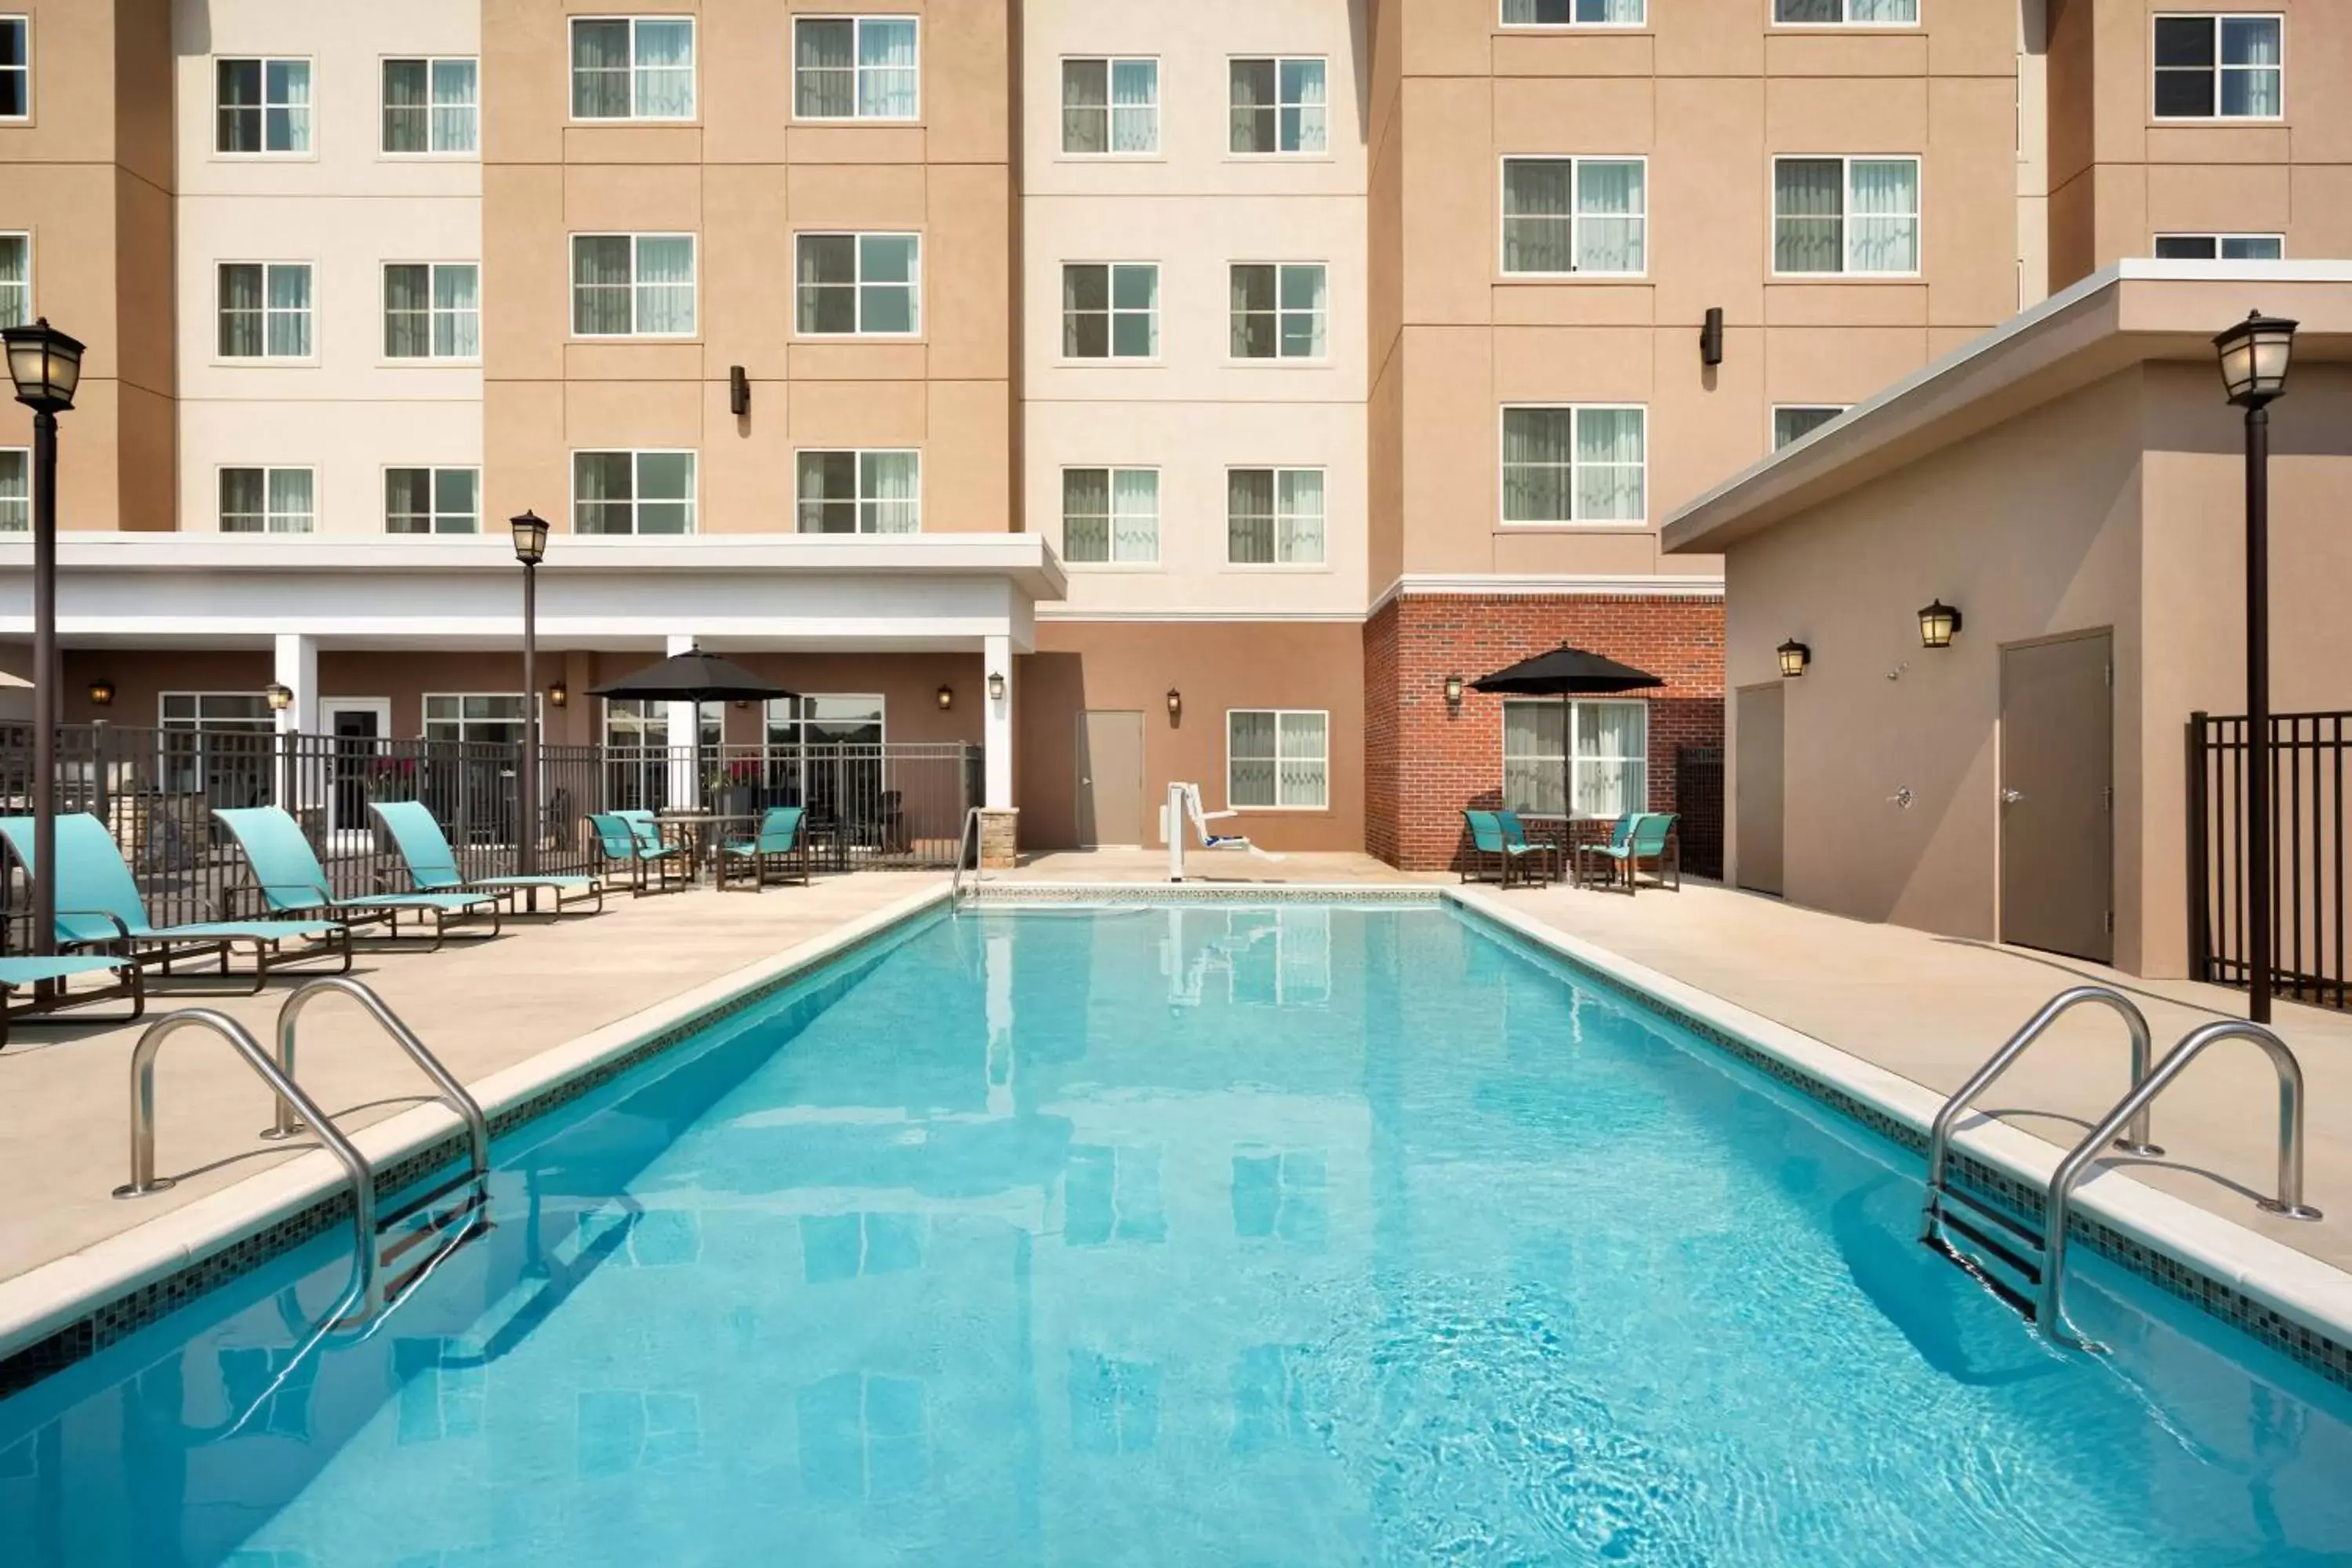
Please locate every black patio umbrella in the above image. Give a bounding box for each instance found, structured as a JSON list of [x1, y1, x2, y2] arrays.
[[1471, 645, 1662, 821], [590, 646, 797, 807]]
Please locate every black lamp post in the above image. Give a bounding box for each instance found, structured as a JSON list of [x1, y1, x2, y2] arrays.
[[2214, 308, 2297, 1024], [510, 510, 549, 877], [3, 318, 84, 960]]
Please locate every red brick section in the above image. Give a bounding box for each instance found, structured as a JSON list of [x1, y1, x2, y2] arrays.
[[1364, 593, 1726, 870]]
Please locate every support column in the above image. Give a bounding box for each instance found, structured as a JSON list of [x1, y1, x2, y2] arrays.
[[666, 633, 699, 809], [273, 633, 318, 815], [979, 634, 1018, 868]]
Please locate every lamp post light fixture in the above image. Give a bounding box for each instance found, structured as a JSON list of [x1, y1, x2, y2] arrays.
[[2214, 308, 2299, 1024], [510, 510, 549, 877], [265, 681, 294, 713], [3, 318, 84, 960], [1443, 673, 1465, 709], [987, 670, 1007, 703], [1917, 599, 1962, 650], [936, 684, 954, 712], [86, 678, 114, 708], [1777, 639, 1811, 678]]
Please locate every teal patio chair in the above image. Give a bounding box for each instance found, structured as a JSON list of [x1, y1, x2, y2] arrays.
[[0, 953, 143, 1048], [370, 799, 604, 918], [1579, 812, 1682, 895], [719, 806, 808, 891], [590, 811, 687, 896], [1461, 809, 1549, 889], [214, 807, 502, 949], [0, 811, 351, 993], [1494, 810, 1562, 887], [1571, 811, 1639, 891]]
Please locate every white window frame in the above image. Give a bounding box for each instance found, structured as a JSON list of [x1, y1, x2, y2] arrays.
[[380, 55, 479, 156], [1228, 56, 1327, 157], [1498, 155, 1650, 278], [0, 445, 27, 532], [1060, 262, 1160, 362], [1059, 56, 1160, 157], [1771, 404, 1846, 448], [1499, 1, 1649, 27], [160, 692, 275, 731], [2151, 232, 2286, 260], [570, 448, 699, 536], [1498, 404, 1647, 527], [792, 232, 922, 339], [215, 262, 315, 361], [1501, 697, 1650, 820], [791, 16, 922, 124], [1770, 154, 1922, 279], [569, 233, 698, 339], [0, 17, 28, 122], [1058, 466, 1160, 568], [0, 230, 29, 328], [381, 261, 481, 361], [423, 692, 541, 745], [1228, 262, 1329, 361], [1225, 466, 1327, 567], [793, 448, 924, 535], [2151, 13, 2285, 123], [1226, 709, 1330, 812], [1770, 0, 1920, 26], [383, 465, 482, 535], [568, 16, 697, 123], [217, 466, 317, 535], [213, 56, 313, 156]]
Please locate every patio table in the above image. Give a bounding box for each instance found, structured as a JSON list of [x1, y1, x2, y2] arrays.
[[654, 811, 760, 886]]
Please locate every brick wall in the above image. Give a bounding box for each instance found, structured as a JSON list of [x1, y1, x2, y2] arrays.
[[1363, 593, 1726, 871]]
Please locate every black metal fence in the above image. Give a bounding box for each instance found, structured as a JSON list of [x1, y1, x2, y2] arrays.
[[0, 724, 981, 949], [1673, 744, 1724, 881], [2187, 710, 2349, 1011]]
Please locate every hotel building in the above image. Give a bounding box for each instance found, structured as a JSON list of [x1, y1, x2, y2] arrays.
[[0, 1, 2341, 867]]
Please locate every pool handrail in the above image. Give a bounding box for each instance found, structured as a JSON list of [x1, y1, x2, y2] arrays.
[[950, 804, 985, 906]]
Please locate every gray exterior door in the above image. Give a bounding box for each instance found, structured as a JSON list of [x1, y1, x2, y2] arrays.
[[2000, 632, 2114, 963], [1736, 684, 1784, 896], [1075, 710, 1145, 848]]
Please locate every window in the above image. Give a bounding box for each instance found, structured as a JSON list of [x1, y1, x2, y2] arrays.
[[574, 450, 695, 535], [795, 450, 920, 534], [1773, 156, 1919, 275], [1062, 468, 1158, 564], [571, 234, 696, 336], [1501, 157, 1646, 275], [794, 234, 920, 336], [0, 448, 24, 531], [793, 17, 919, 121], [220, 467, 315, 534], [0, 18, 27, 119], [1062, 263, 1158, 359], [1772, 405, 1845, 448], [603, 697, 720, 812], [1228, 710, 1328, 810], [1229, 58, 1326, 154], [1502, 1, 1646, 24], [571, 17, 695, 120], [1062, 58, 1157, 154], [162, 692, 274, 732], [0, 232, 26, 328], [1503, 699, 1648, 818], [2154, 233, 2285, 260], [216, 58, 310, 154], [383, 263, 480, 359], [764, 696, 886, 826], [1501, 406, 1645, 524], [1232, 1147, 1327, 1238], [218, 263, 313, 358], [2154, 15, 2282, 119], [1230, 264, 1327, 359], [1227, 469, 1325, 564], [385, 467, 480, 535], [425, 695, 532, 746], [383, 57, 477, 153], [1773, 0, 1918, 23]]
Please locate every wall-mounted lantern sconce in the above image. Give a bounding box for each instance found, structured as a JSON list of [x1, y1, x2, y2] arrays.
[[86, 678, 114, 707], [1443, 673, 1465, 708], [1777, 639, 1810, 678], [729, 365, 750, 417], [936, 684, 954, 711], [549, 680, 568, 709], [986, 670, 1007, 703], [264, 682, 294, 713], [1917, 599, 1962, 649], [1700, 306, 1725, 367], [1165, 688, 1182, 721]]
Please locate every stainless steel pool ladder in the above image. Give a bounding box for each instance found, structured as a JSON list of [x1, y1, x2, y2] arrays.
[[950, 804, 985, 907], [1920, 985, 2321, 1348], [112, 978, 492, 1329]]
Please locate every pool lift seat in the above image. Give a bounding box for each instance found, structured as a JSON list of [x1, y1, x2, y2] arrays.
[[1919, 985, 2320, 1349]]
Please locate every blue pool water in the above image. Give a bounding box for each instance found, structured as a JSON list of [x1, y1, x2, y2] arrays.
[[3, 904, 2350, 1565]]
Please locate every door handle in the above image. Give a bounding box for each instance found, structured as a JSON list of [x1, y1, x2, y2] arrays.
[[2002, 789, 2026, 804]]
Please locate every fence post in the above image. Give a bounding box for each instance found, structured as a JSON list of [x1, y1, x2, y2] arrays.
[[2186, 712, 2210, 983]]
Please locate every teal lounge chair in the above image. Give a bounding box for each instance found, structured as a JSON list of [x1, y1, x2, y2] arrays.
[[718, 806, 808, 891], [1577, 812, 1681, 895], [0, 954, 143, 1048], [369, 799, 604, 918], [590, 811, 687, 895], [214, 807, 502, 949], [0, 812, 351, 993], [1461, 809, 1549, 889]]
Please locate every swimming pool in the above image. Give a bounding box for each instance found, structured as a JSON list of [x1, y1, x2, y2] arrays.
[[2, 902, 2348, 1565]]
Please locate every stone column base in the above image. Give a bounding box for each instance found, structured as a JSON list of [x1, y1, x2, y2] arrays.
[[979, 808, 1019, 870]]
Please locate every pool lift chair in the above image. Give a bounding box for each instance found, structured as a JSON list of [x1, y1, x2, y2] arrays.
[[1163, 782, 1286, 883]]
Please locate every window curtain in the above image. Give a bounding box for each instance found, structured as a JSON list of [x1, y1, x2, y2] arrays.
[[1280, 266, 1327, 358], [575, 452, 632, 535], [572, 20, 631, 118], [858, 20, 918, 118], [863, 452, 920, 534], [385, 265, 430, 358], [219, 264, 261, 356], [1574, 408, 1644, 521], [0, 236, 27, 329], [1228, 470, 1275, 563], [267, 265, 310, 357], [1229, 712, 1278, 807], [633, 20, 695, 118], [1581, 0, 1646, 19], [1773, 0, 1840, 20], [573, 237, 632, 335], [1501, 407, 1571, 523], [1230, 60, 1276, 153], [797, 234, 855, 333], [383, 60, 429, 153], [1577, 160, 1645, 273], [1278, 713, 1327, 808], [1280, 60, 1327, 153], [1503, 161, 1573, 274], [1846, 158, 1917, 274], [1111, 61, 1156, 152], [797, 452, 856, 533], [634, 237, 695, 335], [1062, 60, 1108, 154], [1062, 468, 1109, 561], [434, 265, 480, 358], [431, 60, 477, 151], [1231, 265, 1274, 358], [1063, 264, 1107, 357], [220, 470, 265, 533], [217, 60, 262, 151], [1277, 470, 1324, 564], [1111, 470, 1157, 563], [2222, 19, 2281, 117], [1574, 702, 1648, 818], [385, 469, 430, 534], [0, 449, 27, 532], [265, 60, 310, 152], [796, 20, 853, 118], [1502, 702, 1567, 816], [1773, 158, 1843, 273], [267, 469, 314, 534], [1847, 0, 1918, 20]]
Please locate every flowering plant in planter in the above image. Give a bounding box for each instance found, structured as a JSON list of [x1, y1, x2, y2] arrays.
[[363, 755, 419, 799]]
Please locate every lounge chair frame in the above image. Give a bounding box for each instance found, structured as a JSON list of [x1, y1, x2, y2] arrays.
[[215, 808, 504, 951], [0, 955, 145, 1048]]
